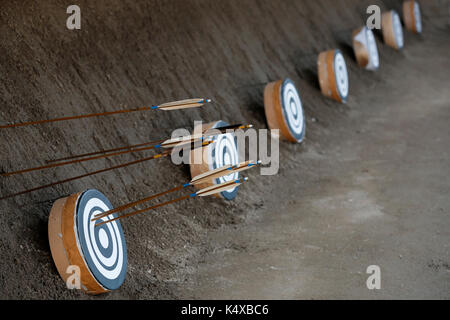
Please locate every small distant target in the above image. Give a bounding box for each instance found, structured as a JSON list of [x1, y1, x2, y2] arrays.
[[190, 121, 240, 200], [382, 10, 404, 50], [48, 189, 127, 294], [403, 0, 422, 34], [317, 49, 349, 103], [264, 78, 306, 143], [352, 26, 380, 71]]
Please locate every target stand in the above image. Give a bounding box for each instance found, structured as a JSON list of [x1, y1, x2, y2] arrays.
[[403, 0, 422, 34], [263, 79, 306, 143], [317, 49, 349, 103], [382, 10, 404, 50], [352, 26, 380, 71], [190, 121, 240, 201], [48, 189, 127, 294]]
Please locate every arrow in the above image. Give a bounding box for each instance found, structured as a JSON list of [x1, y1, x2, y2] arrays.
[[0, 140, 213, 201], [161, 124, 253, 149], [0, 99, 211, 129], [195, 177, 248, 197], [158, 124, 253, 149], [1, 135, 207, 177], [95, 177, 248, 227], [46, 138, 166, 163], [92, 160, 261, 221], [156, 99, 211, 111], [46, 123, 252, 164], [3, 124, 254, 177], [190, 160, 261, 185]]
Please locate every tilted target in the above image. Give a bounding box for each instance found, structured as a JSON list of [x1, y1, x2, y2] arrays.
[[190, 121, 240, 200], [317, 49, 349, 103], [403, 0, 422, 34], [382, 10, 404, 50], [48, 189, 127, 294], [264, 78, 306, 143], [352, 26, 380, 71]]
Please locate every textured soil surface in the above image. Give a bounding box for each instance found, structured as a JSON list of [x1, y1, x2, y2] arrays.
[[0, 0, 449, 299]]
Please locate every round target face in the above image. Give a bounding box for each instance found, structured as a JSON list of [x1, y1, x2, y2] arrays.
[[76, 189, 127, 290], [366, 28, 380, 69], [414, 2, 422, 33], [403, 1, 422, 34], [392, 11, 404, 49], [333, 51, 349, 101], [353, 27, 379, 71], [280, 79, 306, 142], [209, 121, 240, 200]]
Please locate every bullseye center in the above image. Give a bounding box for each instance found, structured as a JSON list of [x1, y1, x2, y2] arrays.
[[99, 228, 109, 249], [290, 100, 297, 116], [224, 152, 231, 165]]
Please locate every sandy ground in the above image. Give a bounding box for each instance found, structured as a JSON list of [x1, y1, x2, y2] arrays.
[[0, 0, 449, 299], [181, 28, 450, 299]]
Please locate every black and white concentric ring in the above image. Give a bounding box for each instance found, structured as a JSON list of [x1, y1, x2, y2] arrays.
[[76, 189, 127, 290], [414, 2, 422, 33], [392, 11, 404, 49], [281, 79, 305, 142], [333, 50, 349, 101], [366, 27, 380, 70], [209, 121, 240, 200]]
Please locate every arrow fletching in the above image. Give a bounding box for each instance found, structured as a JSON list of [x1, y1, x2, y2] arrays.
[[238, 124, 253, 130], [160, 133, 205, 149], [157, 98, 211, 111], [190, 160, 261, 185], [195, 177, 248, 197], [204, 123, 253, 134], [202, 124, 253, 136], [162, 123, 253, 149]]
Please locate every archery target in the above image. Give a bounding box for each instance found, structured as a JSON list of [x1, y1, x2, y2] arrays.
[[264, 78, 306, 143], [393, 11, 404, 48], [403, 1, 422, 34], [76, 189, 127, 290], [334, 52, 349, 99], [190, 121, 240, 200], [382, 10, 404, 50], [48, 189, 127, 294], [413, 2, 422, 33], [352, 26, 380, 71], [366, 29, 380, 69], [317, 49, 349, 103]]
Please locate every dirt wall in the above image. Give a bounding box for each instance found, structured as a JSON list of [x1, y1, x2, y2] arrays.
[[0, 0, 447, 299]]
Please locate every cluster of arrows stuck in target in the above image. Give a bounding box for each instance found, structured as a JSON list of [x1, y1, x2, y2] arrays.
[[0, 99, 259, 221]]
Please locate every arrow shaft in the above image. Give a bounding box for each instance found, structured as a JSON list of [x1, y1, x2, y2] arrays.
[[191, 167, 231, 185], [196, 179, 238, 196], [3, 144, 161, 177], [96, 194, 192, 227], [0, 141, 210, 201], [1, 99, 210, 129], [0, 106, 153, 129], [47, 139, 166, 163], [48, 124, 248, 164], [191, 160, 259, 185], [97, 178, 246, 226], [94, 160, 258, 220], [92, 184, 186, 221], [0, 152, 170, 201], [158, 99, 210, 110], [203, 123, 242, 133]]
